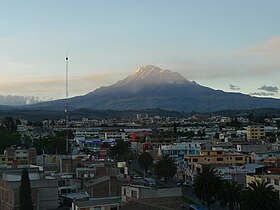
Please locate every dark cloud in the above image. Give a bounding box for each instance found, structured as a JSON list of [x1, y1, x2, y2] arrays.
[[229, 84, 240, 90], [250, 92, 275, 96], [258, 85, 278, 93], [0, 95, 40, 106]]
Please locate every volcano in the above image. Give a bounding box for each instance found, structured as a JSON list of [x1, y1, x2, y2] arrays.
[[27, 65, 280, 112]]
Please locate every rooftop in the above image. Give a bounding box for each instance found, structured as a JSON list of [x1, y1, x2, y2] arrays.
[[61, 192, 89, 200], [74, 196, 121, 208]]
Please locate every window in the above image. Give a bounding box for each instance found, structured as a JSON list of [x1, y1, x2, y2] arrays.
[[235, 157, 243, 161], [131, 190, 137, 198], [193, 158, 198, 162], [267, 178, 271, 183], [94, 207, 101, 210], [123, 188, 126, 196], [217, 158, 223, 161], [217, 151, 222, 155], [275, 179, 279, 185]]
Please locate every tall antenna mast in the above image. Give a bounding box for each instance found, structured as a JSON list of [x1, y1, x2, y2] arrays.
[[65, 55, 69, 154]]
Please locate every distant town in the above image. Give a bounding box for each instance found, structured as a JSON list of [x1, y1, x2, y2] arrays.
[[0, 111, 280, 209]]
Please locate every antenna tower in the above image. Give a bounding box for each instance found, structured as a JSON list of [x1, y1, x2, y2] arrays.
[[65, 55, 69, 153]]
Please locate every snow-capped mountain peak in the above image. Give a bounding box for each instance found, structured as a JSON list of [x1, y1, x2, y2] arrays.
[[115, 65, 189, 87]]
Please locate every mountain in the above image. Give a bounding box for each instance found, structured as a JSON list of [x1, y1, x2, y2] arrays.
[[27, 65, 280, 112]]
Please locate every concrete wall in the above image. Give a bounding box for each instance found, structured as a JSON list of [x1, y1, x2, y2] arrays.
[[140, 187, 182, 199]]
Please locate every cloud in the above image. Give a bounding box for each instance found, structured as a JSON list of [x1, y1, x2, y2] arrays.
[[229, 84, 240, 90], [168, 36, 280, 81], [258, 85, 278, 93], [0, 71, 123, 100], [250, 92, 275, 96], [243, 36, 280, 57], [0, 95, 40, 106]]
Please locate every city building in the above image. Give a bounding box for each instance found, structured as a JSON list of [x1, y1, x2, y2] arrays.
[[184, 148, 246, 168], [247, 125, 265, 141], [246, 174, 280, 197], [71, 196, 122, 210], [0, 147, 37, 168], [161, 142, 201, 163], [0, 167, 58, 210], [121, 184, 182, 209]]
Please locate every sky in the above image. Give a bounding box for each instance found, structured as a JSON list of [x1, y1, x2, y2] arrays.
[[1, 0, 280, 103]]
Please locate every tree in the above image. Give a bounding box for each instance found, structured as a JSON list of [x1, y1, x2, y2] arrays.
[[154, 154, 177, 182], [2, 116, 17, 132], [218, 181, 242, 210], [192, 164, 223, 209], [19, 168, 33, 210], [56, 129, 74, 139], [32, 136, 66, 155], [0, 129, 21, 153], [138, 152, 153, 175], [241, 179, 280, 210], [110, 140, 131, 161]]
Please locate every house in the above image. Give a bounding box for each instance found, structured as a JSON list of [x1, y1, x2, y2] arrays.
[[60, 192, 89, 208], [85, 176, 130, 198], [4, 147, 37, 166], [121, 184, 182, 210], [246, 174, 280, 198], [161, 142, 201, 163], [183, 148, 246, 182], [0, 167, 58, 210], [184, 148, 246, 169], [72, 196, 122, 210]]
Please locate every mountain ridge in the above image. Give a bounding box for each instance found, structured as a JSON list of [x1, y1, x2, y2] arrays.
[[14, 65, 280, 112]]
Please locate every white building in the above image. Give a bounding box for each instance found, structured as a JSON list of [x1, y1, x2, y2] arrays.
[[161, 142, 201, 163]]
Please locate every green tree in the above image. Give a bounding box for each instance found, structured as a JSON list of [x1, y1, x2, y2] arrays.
[[218, 181, 242, 210], [2, 116, 17, 132], [154, 154, 177, 182], [192, 164, 223, 209], [56, 129, 74, 139], [110, 140, 130, 161], [0, 129, 21, 153], [33, 136, 66, 155], [241, 180, 280, 210], [19, 168, 33, 210], [138, 152, 153, 175]]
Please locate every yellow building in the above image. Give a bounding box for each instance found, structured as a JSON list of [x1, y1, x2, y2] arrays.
[[184, 149, 246, 167], [0, 155, 14, 166], [247, 125, 265, 141]]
